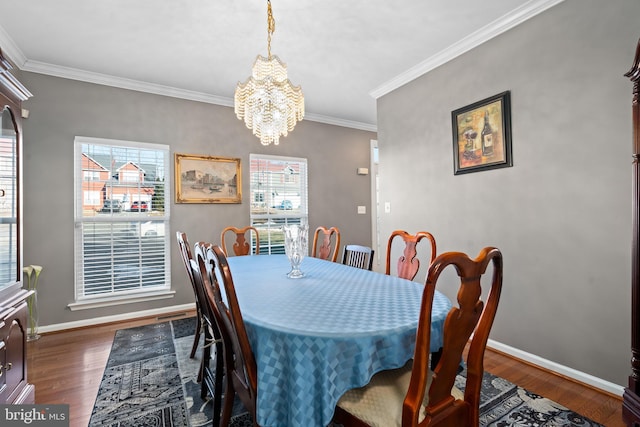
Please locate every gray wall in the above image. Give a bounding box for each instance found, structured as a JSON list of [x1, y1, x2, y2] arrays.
[[376, 0, 637, 386], [20, 73, 375, 327]]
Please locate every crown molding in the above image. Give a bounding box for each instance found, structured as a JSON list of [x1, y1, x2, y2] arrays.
[[370, 0, 566, 99], [19, 59, 377, 132], [23, 59, 235, 106], [304, 112, 377, 132], [0, 24, 27, 68], [0, 0, 561, 133]]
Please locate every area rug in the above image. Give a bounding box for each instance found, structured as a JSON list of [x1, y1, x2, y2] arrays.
[[89, 317, 604, 427]]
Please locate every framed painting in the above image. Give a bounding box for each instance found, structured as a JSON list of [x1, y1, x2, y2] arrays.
[[175, 153, 242, 203], [451, 91, 512, 175]]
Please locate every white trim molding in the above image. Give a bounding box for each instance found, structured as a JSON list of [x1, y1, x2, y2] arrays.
[[37, 307, 625, 398], [22, 60, 378, 133], [304, 112, 376, 133], [0, 24, 27, 68], [67, 290, 176, 311], [0, 26, 377, 132], [488, 339, 625, 397], [24, 59, 235, 107], [370, 0, 566, 99], [42, 303, 195, 333]]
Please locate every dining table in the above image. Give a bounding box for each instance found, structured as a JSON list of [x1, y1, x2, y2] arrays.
[[225, 254, 453, 427]]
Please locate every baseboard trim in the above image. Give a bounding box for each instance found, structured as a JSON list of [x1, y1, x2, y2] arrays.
[[38, 303, 196, 334], [488, 339, 624, 397], [37, 309, 625, 397]]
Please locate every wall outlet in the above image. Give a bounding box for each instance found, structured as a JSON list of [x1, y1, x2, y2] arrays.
[[357, 205, 366, 214]]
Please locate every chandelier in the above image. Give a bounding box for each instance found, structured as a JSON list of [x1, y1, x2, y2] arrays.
[[234, 0, 304, 146]]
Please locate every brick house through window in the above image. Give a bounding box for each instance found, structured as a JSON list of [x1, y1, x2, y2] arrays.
[[81, 153, 155, 213]]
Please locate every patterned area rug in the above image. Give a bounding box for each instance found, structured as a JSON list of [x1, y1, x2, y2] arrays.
[[88, 318, 251, 427], [89, 317, 603, 427]]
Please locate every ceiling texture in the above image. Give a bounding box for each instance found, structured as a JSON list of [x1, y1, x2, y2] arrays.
[[0, 0, 563, 131]]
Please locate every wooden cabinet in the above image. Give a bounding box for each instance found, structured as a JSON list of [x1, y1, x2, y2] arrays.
[[0, 48, 34, 405], [624, 38, 640, 426], [0, 288, 34, 404]]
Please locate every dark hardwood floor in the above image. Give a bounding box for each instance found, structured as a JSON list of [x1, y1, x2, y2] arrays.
[[26, 311, 624, 427]]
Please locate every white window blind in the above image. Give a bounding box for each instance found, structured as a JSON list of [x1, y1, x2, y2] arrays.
[[250, 154, 308, 254], [73, 137, 170, 304], [0, 133, 17, 285]]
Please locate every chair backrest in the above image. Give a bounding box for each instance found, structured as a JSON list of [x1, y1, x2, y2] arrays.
[[191, 242, 221, 335], [342, 244, 375, 271], [176, 231, 194, 283], [221, 226, 260, 256], [403, 247, 503, 427], [205, 244, 258, 422], [312, 226, 341, 262], [385, 230, 437, 281], [191, 241, 225, 426], [176, 231, 200, 307]]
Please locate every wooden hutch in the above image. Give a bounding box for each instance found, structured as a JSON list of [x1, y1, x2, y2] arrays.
[[625, 38, 640, 427], [0, 48, 34, 404]]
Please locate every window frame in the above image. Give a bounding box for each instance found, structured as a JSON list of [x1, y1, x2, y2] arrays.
[[70, 136, 173, 310], [249, 154, 308, 255]]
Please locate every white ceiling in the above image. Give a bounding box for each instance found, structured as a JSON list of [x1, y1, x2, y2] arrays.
[[0, 0, 563, 131]]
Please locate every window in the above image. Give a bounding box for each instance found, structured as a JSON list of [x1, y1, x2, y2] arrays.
[[250, 154, 308, 254], [71, 137, 171, 310], [121, 170, 141, 182], [0, 114, 18, 286], [83, 171, 100, 181], [84, 190, 101, 207]]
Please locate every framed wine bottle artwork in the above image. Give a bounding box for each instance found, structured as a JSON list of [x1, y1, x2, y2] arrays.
[[451, 91, 512, 175]]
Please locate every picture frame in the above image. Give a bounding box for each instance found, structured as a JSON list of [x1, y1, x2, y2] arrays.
[[451, 91, 512, 175], [175, 153, 242, 204]]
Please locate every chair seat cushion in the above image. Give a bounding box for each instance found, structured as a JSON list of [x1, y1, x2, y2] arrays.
[[336, 360, 464, 427]]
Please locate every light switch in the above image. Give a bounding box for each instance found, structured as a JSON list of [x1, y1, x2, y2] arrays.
[[357, 205, 366, 214], [384, 202, 391, 213]]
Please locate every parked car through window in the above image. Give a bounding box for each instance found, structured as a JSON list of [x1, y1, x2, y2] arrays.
[[100, 199, 122, 213], [129, 201, 148, 212]]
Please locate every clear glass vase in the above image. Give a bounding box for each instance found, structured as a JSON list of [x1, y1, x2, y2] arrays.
[[26, 290, 40, 341], [283, 224, 308, 279]]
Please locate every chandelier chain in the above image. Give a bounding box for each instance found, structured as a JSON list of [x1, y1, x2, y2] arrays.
[[267, 0, 275, 58]]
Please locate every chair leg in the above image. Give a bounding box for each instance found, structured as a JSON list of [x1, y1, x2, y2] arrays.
[[212, 340, 224, 427], [219, 373, 235, 427], [190, 312, 203, 359], [200, 327, 212, 398]]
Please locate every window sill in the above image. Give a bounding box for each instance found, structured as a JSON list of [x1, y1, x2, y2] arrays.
[[68, 289, 176, 311]]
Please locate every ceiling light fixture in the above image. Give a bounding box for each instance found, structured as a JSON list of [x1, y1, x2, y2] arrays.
[[234, 0, 304, 146]]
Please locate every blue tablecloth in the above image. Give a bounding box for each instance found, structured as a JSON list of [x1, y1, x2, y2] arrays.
[[226, 255, 452, 427]]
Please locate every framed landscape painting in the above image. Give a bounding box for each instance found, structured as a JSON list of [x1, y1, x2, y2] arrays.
[[175, 153, 242, 203], [451, 91, 512, 175]]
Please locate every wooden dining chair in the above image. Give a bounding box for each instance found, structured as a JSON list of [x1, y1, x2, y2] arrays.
[[189, 241, 226, 427], [312, 226, 341, 262], [221, 225, 260, 256], [205, 244, 259, 426], [386, 230, 437, 281], [342, 244, 375, 271], [175, 231, 202, 359], [334, 247, 503, 427]]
